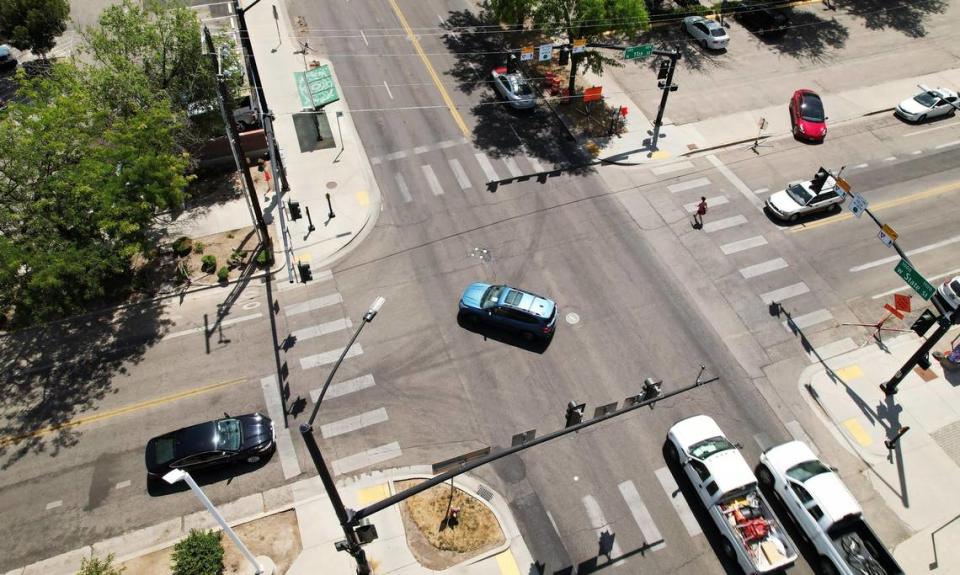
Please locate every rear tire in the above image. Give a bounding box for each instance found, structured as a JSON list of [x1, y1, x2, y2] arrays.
[[918, 114, 927, 123], [701, 39, 709, 49], [722, 539, 737, 561], [665, 440, 680, 464], [788, 213, 799, 223]]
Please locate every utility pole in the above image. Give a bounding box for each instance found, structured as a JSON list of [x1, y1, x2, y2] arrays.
[[650, 48, 681, 150], [203, 26, 272, 261]]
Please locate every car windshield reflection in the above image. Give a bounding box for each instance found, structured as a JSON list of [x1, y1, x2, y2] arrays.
[[786, 184, 813, 205]]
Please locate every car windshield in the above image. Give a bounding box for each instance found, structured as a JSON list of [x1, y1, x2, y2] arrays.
[[481, 285, 505, 309], [216, 419, 242, 451], [800, 95, 824, 122], [689, 436, 735, 460], [786, 183, 813, 205], [913, 92, 939, 107], [786, 459, 832, 483], [152, 437, 176, 465], [710, 28, 726, 37], [512, 78, 534, 96]]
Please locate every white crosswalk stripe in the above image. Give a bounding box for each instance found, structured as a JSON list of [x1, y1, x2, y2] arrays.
[[618, 481, 666, 551], [703, 215, 747, 233], [651, 160, 694, 175], [806, 337, 858, 362], [654, 467, 702, 537], [475, 152, 500, 181], [320, 408, 389, 438], [503, 157, 523, 178], [394, 173, 412, 203], [582, 495, 625, 566], [311, 374, 376, 402], [760, 282, 809, 304], [785, 420, 819, 455], [422, 164, 444, 196], [332, 442, 402, 475], [721, 235, 767, 255], [449, 158, 472, 190], [668, 177, 710, 194], [285, 294, 343, 317], [300, 344, 364, 370], [782, 309, 834, 332], [527, 155, 546, 173], [684, 195, 728, 213], [261, 375, 301, 479], [291, 318, 352, 343], [740, 257, 788, 279]]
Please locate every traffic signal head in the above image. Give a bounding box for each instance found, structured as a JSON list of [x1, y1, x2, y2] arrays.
[[657, 61, 670, 80], [298, 260, 312, 283], [288, 200, 302, 220], [811, 167, 830, 193], [565, 401, 585, 427], [918, 353, 932, 370]]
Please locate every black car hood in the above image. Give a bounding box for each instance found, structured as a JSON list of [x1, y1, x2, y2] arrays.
[[237, 414, 274, 449]]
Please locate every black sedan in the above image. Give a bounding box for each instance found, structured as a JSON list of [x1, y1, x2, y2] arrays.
[[145, 413, 275, 478]]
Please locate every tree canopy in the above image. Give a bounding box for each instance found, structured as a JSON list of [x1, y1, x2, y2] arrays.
[[0, 0, 69, 58]]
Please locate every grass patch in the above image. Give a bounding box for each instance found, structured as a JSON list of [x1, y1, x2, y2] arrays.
[[398, 479, 503, 554]]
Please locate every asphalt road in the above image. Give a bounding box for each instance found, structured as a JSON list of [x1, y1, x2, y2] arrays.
[[2, 0, 960, 573]]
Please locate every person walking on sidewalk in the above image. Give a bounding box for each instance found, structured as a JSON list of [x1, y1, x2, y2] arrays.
[[694, 196, 708, 228]]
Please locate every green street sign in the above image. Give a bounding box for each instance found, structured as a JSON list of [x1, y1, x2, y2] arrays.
[[624, 44, 653, 60], [894, 259, 935, 300]]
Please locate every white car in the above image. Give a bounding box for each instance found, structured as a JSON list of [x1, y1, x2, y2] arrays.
[[765, 175, 843, 222], [491, 67, 536, 110], [937, 276, 960, 310], [683, 16, 729, 50], [895, 86, 959, 122]]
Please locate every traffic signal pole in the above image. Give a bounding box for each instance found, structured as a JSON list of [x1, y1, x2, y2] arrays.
[[882, 305, 960, 396], [650, 48, 681, 150]]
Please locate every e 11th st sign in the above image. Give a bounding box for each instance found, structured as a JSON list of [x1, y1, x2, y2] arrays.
[[894, 259, 935, 300]]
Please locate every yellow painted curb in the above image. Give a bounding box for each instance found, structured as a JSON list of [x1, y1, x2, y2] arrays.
[[843, 418, 873, 447], [834, 365, 863, 381], [495, 550, 521, 575], [356, 190, 370, 207], [357, 484, 390, 505]]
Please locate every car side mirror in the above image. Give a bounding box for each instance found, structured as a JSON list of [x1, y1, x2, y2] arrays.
[[223, 412, 230, 418]]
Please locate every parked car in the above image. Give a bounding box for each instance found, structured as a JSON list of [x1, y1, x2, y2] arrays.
[[895, 86, 959, 123], [734, 0, 790, 35], [145, 413, 275, 478], [759, 441, 904, 575], [491, 67, 536, 110], [667, 415, 798, 573], [790, 89, 827, 142], [937, 276, 960, 310], [459, 282, 557, 340], [765, 172, 843, 222], [0, 45, 17, 72], [683, 16, 730, 50]]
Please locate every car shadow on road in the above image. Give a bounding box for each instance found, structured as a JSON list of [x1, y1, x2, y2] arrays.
[[456, 312, 552, 354], [145, 454, 274, 497], [761, 204, 842, 228]]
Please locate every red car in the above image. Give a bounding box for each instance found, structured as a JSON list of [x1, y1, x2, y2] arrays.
[[789, 89, 827, 142]]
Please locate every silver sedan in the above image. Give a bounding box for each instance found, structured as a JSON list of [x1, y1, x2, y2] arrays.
[[683, 16, 729, 50]]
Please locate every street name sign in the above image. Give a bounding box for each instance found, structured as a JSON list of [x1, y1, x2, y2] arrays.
[[849, 192, 868, 218], [894, 259, 935, 300], [624, 44, 653, 60]]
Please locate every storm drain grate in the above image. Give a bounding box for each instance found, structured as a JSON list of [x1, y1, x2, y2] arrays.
[[476, 485, 494, 502], [931, 420, 960, 468]]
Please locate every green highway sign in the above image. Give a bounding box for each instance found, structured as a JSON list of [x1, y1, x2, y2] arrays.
[[624, 44, 653, 60], [894, 259, 935, 300]]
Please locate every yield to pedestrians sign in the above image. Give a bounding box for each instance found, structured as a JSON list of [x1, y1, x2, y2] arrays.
[[538, 43, 553, 61], [848, 193, 868, 218]]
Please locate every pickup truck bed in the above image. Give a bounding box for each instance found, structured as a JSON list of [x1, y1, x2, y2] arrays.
[[720, 491, 796, 571], [828, 518, 902, 575]]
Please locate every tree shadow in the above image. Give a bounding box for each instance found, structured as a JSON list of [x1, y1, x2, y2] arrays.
[[837, 0, 947, 38], [633, 25, 731, 73], [0, 300, 170, 469], [764, 10, 849, 62]]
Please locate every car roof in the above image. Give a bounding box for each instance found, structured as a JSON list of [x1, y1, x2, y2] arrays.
[[764, 441, 862, 525], [501, 287, 554, 318], [171, 420, 220, 454]]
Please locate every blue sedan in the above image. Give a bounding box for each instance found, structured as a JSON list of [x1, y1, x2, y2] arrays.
[[459, 283, 557, 340]]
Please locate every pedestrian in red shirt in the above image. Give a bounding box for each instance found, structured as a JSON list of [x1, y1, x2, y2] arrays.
[[694, 197, 707, 228]]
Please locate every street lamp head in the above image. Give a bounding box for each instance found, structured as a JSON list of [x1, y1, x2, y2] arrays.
[[364, 296, 386, 322], [163, 468, 188, 485]]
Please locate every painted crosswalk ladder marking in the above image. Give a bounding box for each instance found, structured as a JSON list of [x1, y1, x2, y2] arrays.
[[703, 215, 747, 233], [582, 495, 625, 566], [291, 318, 352, 343], [782, 309, 833, 332], [503, 157, 523, 178], [395, 173, 412, 202], [300, 345, 364, 370], [285, 294, 343, 317], [668, 177, 710, 194], [654, 467, 702, 536], [332, 442, 402, 475], [651, 160, 694, 175], [721, 235, 767, 255], [311, 374, 377, 402], [475, 152, 499, 181], [760, 282, 809, 304], [739, 257, 788, 279], [320, 408, 389, 438], [618, 480, 666, 551], [422, 164, 444, 195], [449, 159, 472, 190], [685, 195, 728, 213]]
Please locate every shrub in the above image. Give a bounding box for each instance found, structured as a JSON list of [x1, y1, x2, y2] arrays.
[[171, 529, 224, 575], [172, 236, 193, 257], [217, 266, 229, 282], [255, 249, 269, 267], [77, 554, 124, 575], [201, 255, 217, 273], [228, 249, 245, 267], [193, 242, 205, 254]]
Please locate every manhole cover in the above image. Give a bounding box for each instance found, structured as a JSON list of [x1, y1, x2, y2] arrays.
[[565, 312, 580, 325], [326, 181, 337, 189]]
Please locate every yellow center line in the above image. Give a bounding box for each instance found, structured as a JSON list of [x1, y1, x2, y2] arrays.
[[386, 0, 470, 138], [0, 377, 247, 447], [790, 180, 960, 233]]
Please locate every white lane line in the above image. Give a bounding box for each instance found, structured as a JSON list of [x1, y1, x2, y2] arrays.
[[311, 374, 376, 402], [383, 81, 394, 100], [164, 313, 262, 340], [911, 150, 923, 155], [115, 480, 131, 490], [394, 173, 412, 203], [754, 433, 773, 451], [46, 500, 63, 511], [291, 318, 352, 343], [753, 187, 770, 195], [782, 309, 834, 332], [904, 123, 957, 137], [654, 467, 702, 537], [475, 153, 500, 181], [618, 480, 666, 551], [413, 145, 431, 154], [707, 154, 763, 209], [760, 282, 810, 304], [739, 257, 788, 279], [721, 235, 767, 255], [449, 159, 472, 190], [935, 139, 960, 149], [871, 267, 960, 299], [383, 150, 408, 161], [651, 160, 694, 175], [527, 155, 546, 173], [321, 408, 389, 439], [667, 177, 710, 194], [785, 420, 819, 455], [300, 344, 364, 370], [850, 234, 960, 272], [582, 495, 625, 565], [261, 376, 301, 479], [285, 293, 343, 316], [371, 157, 382, 165], [852, 163, 869, 169], [422, 164, 444, 195], [359, 29, 368, 46], [684, 195, 728, 213], [807, 337, 858, 362], [332, 442, 402, 475], [437, 139, 459, 150], [882, 156, 897, 162], [503, 157, 523, 178], [703, 215, 747, 233], [546, 511, 562, 538]]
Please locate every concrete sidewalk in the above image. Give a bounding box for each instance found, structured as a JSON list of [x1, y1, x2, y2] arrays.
[[798, 328, 960, 573], [3, 468, 532, 575]]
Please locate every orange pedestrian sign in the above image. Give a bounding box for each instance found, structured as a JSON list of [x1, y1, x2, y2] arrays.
[[520, 46, 534, 61], [894, 293, 911, 313], [836, 177, 851, 193]]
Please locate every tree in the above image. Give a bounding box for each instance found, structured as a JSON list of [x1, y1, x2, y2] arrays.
[[488, 0, 530, 30], [171, 529, 224, 575], [81, 0, 242, 114], [0, 62, 190, 325], [0, 0, 69, 59], [77, 554, 125, 575]]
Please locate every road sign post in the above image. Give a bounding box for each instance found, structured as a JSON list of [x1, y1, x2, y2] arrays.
[[894, 259, 935, 300]]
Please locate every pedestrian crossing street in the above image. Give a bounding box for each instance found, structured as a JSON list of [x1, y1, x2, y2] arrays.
[[654, 156, 858, 362], [371, 140, 554, 204]]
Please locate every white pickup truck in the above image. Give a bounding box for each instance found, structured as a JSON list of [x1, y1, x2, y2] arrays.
[[759, 441, 904, 575], [668, 415, 798, 574]]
